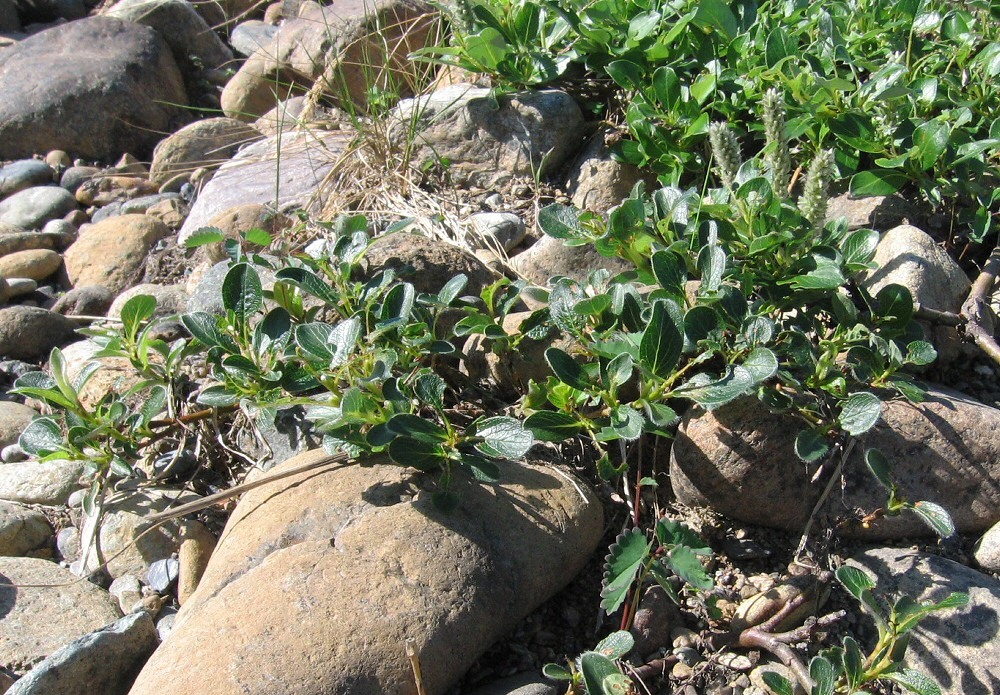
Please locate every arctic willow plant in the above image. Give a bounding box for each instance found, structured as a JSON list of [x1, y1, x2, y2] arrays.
[[523, 95, 952, 535]]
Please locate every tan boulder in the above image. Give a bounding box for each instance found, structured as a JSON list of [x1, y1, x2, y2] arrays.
[[127, 450, 603, 695], [669, 385, 1000, 539], [0, 249, 62, 281], [63, 215, 170, 295], [149, 117, 262, 185]]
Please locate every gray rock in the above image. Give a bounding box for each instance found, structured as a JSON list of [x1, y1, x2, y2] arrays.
[[149, 118, 262, 186], [59, 167, 100, 196], [1, 444, 27, 463], [127, 450, 603, 695], [108, 284, 187, 321], [103, 0, 233, 77], [229, 19, 280, 57], [4, 278, 37, 299], [974, 521, 1000, 573], [847, 548, 1000, 695], [510, 234, 632, 285], [186, 260, 277, 314], [146, 557, 179, 592], [178, 129, 351, 244], [466, 672, 557, 695], [0, 459, 86, 505], [862, 224, 970, 313], [0, 229, 73, 258], [50, 285, 115, 318], [0, 186, 77, 230], [365, 232, 498, 297], [108, 575, 143, 615], [565, 128, 653, 214], [391, 85, 585, 187], [0, 161, 54, 200], [6, 610, 158, 695], [0, 501, 52, 556], [55, 526, 80, 563], [468, 212, 526, 252], [826, 193, 927, 232], [0, 557, 120, 676], [0, 17, 188, 160], [233, 405, 321, 472], [669, 385, 1000, 539], [89, 202, 125, 224], [120, 193, 182, 216], [0, 306, 78, 360], [0, 401, 35, 450]]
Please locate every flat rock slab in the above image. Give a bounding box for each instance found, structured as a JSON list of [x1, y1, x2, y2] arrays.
[[669, 385, 1000, 539], [178, 129, 351, 244], [847, 548, 1000, 695], [0, 557, 120, 675], [128, 450, 603, 695]]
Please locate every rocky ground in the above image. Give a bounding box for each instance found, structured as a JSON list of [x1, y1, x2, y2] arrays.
[[1, 1, 1000, 694]]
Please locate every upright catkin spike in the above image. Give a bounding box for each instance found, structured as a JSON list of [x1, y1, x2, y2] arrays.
[[762, 88, 791, 197], [708, 122, 742, 190], [798, 149, 837, 232]]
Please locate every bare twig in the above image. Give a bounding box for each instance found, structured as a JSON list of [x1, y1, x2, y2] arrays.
[[961, 241, 1000, 365], [405, 639, 427, 695]]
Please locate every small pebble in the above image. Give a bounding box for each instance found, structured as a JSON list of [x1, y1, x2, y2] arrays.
[[56, 526, 81, 562], [718, 653, 754, 671], [46, 150, 72, 171], [156, 607, 178, 641], [1, 443, 27, 462], [147, 557, 180, 592], [672, 662, 693, 679], [673, 647, 701, 666], [671, 627, 698, 649]]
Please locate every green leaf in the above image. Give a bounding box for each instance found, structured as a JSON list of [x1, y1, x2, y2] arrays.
[[329, 318, 361, 367], [912, 120, 949, 170], [829, 113, 883, 153], [656, 519, 711, 554], [243, 228, 272, 247], [524, 411, 582, 442], [414, 372, 446, 409], [594, 631, 634, 660], [697, 244, 726, 292], [537, 204, 585, 240], [742, 347, 778, 383], [684, 305, 722, 345], [295, 323, 334, 361], [838, 392, 882, 435], [19, 417, 65, 456], [437, 274, 468, 306], [275, 267, 341, 305], [865, 448, 895, 490], [196, 384, 240, 407], [783, 255, 845, 290], [381, 282, 415, 325], [651, 250, 686, 296], [905, 341, 937, 366], [545, 347, 591, 391], [389, 438, 449, 472], [836, 565, 876, 601], [541, 663, 574, 681], [120, 294, 157, 339], [606, 60, 644, 90], [760, 671, 795, 695], [843, 636, 864, 688], [222, 263, 263, 323], [640, 300, 682, 379], [601, 406, 644, 442], [693, 0, 738, 39], [580, 652, 630, 695], [184, 226, 225, 248], [809, 655, 837, 695], [883, 668, 942, 695], [386, 413, 449, 442], [182, 312, 223, 348], [850, 169, 908, 196], [674, 367, 754, 410], [795, 429, 829, 462], [666, 545, 713, 590], [601, 528, 651, 614], [841, 228, 879, 270], [911, 500, 955, 538], [473, 416, 533, 459], [876, 284, 914, 327]]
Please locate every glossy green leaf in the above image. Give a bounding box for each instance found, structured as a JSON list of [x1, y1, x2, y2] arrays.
[[883, 668, 942, 695], [414, 372, 446, 409], [850, 169, 908, 196], [912, 500, 955, 538], [182, 312, 223, 348], [640, 300, 682, 378], [912, 120, 949, 170], [809, 655, 836, 695], [541, 663, 574, 681], [838, 391, 882, 435], [742, 347, 778, 383], [905, 341, 937, 366], [473, 416, 533, 459], [697, 243, 726, 292], [652, 250, 686, 295], [296, 323, 334, 361], [594, 631, 634, 660], [693, 0, 738, 39], [674, 367, 754, 409], [841, 228, 879, 270], [120, 294, 156, 339], [843, 636, 864, 688], [196, 384, 240, 407], [795, 428, 829, 462], [545, 347, 591, 391], [329, 318, 361, 368], [19, 417, 65, 456], [865, 448, 895, 490], [580, 652, 630, 695], [876, 284, 914, 327], [275, 267, 341, 305], [437, 274, 468, 306], [667, 545, 713, 590], [388, 437, 449, 472], [760, 671, 795, 695], [537, 204, 585, 240], [524, 411, 582, 442], [222, 263, 262, 323], [386, 413, 449, 442], [836, 565, 876, 602]]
